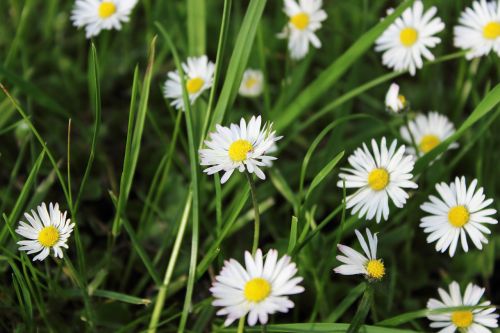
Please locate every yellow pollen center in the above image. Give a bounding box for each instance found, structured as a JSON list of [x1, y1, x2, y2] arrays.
[[483, 21, 500, 39], [98, 2, 117, 19], [245, 77, 258, 89], [38, 226, 60, 247], [366, 259, 385, 280], [448, 206, 469, 228], [228, 139, 253, 162], [398, 94, 406, 105], [400, 27, 419, 47], [244, 278, 271, 302], [186, 77, 205, 94], [451, 311, 473, 328], [290, 13, 310, 30], [368, 168, 389, 191], [419, 134, 440, 153]]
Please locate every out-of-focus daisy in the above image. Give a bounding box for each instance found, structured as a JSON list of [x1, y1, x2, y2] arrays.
[[163, 56, 215, 111], [427, 281, 498, 333], [385, 83, 408, 113], [211, 249, 304, 326], [334, 228, 385, 281], [71, 0, 138, 38], [400, 112, 458, 157], [239, 69, 264, 98], [420, 176, 497, 257], [454, 0, 500, 59], [199, 115, 282, 184], [375, 1, 445, 75], [277, 0, 327, 60], [337, 137, 418, 223], [15, 203, 75, 261]]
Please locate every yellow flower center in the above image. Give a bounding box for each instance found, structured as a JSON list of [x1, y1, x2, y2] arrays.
[[448, 206, 469, 228], [244, 278, 271, 302], [368, 168, 389, 191], [98, 1, 117, 19], [228, 139, 253, 162], [245, 77, 258, 89], [451, 310, 473, 328], [38, 226, 60, 247], [366, 259, 385, 280], [186, 77, 205, 94], [400, 27, 419, 47], [419, 134, 440, 154], [398, 94, 406, 105], [483, 21, 500, 39], [290, 12, 310, 30]]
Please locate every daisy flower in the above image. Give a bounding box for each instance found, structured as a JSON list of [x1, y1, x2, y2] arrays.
[[71, 0, 138, 39], [375, 1, 445, 75], [337, 137, 418, 223], [277, 0, 327, 60], [334, 228, 386, 281], [15, 203, 75, 261], [454, 0, 500, 60], [199, 115, 282, 184], [427, 281, 498, 333], [420, 176, 497, 257], [239, 69, 264, 98], [385, 83, 408, 113], [163, 55, 215, 111], [400, 112, 458, 157], [211, 249, 304, 326]]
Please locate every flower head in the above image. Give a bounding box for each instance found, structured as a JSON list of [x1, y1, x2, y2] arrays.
[[385, 83, 408, 113], [239, 69, 264, 98]]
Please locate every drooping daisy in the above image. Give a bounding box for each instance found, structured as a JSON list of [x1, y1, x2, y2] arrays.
[[420, 176, 497, 257], [277, 0, 327, 60], [15, 203, 75, 261], [375, 1, 445, 76], [163, 56, 215, 111], [211, 249, 304, 326], [454, 0, 500, 60], [71, 0, 138, 39], [337, 137, 418, 223], [400, 112, 458, 157], [199, 115, 282, 184], [385, 83, 408, 113], [427, 281, 498, 333], [239, 69, 264, 98], [334, 228, 385, 281]]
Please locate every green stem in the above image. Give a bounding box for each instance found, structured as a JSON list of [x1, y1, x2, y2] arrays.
[[237, 316, 245, 333], [245, 172, 261, 255]]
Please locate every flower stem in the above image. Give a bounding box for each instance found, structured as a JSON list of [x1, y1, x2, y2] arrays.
[[245, 172, 260, 255], [237, 316, 245, 333]]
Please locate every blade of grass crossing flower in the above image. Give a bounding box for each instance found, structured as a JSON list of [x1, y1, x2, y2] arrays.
[[187, 0, 206, 55]]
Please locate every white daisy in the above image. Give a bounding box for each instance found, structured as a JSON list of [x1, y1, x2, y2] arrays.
[[385, 83, 408, 113], [400, 112, 458, 157], [15, 203, 75, 262], [211, 249, 304, 326], [71, 0, 138, 39], [420, 176, 498, 257], [163, 55, 215, 111], [337, 137, 418, 223], [239, 69, 264, 98], [277, 0, 327, 60], [375, 1, 445, 75], [334, 228, 386, 281], [427, 281, 498, 333], [454, 0, 500, 60], [199, 115, 282, 184]]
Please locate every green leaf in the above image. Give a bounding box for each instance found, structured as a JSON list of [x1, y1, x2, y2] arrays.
[[187, 0, 206, 55], [91, 289, 151, 306]]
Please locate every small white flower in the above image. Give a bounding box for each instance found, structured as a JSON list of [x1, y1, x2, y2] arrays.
[[420, 176, 498, 257], [163, 55, 215, 111], [211, 249, 304, 326], [400, 112, 458, 158], [338, 137, 418, 223], [239, 69, 264, 98], [277, 0, 327, 60], [375, 1, 445, 75], [385, 83, 408, 113], [427, 281, 498, 333], [15, 203, 75, 261], [71, 0, 138, 38], [334, 228, 385, 281], [199, 115, 282, 184], [454, 0, 500, 60]]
